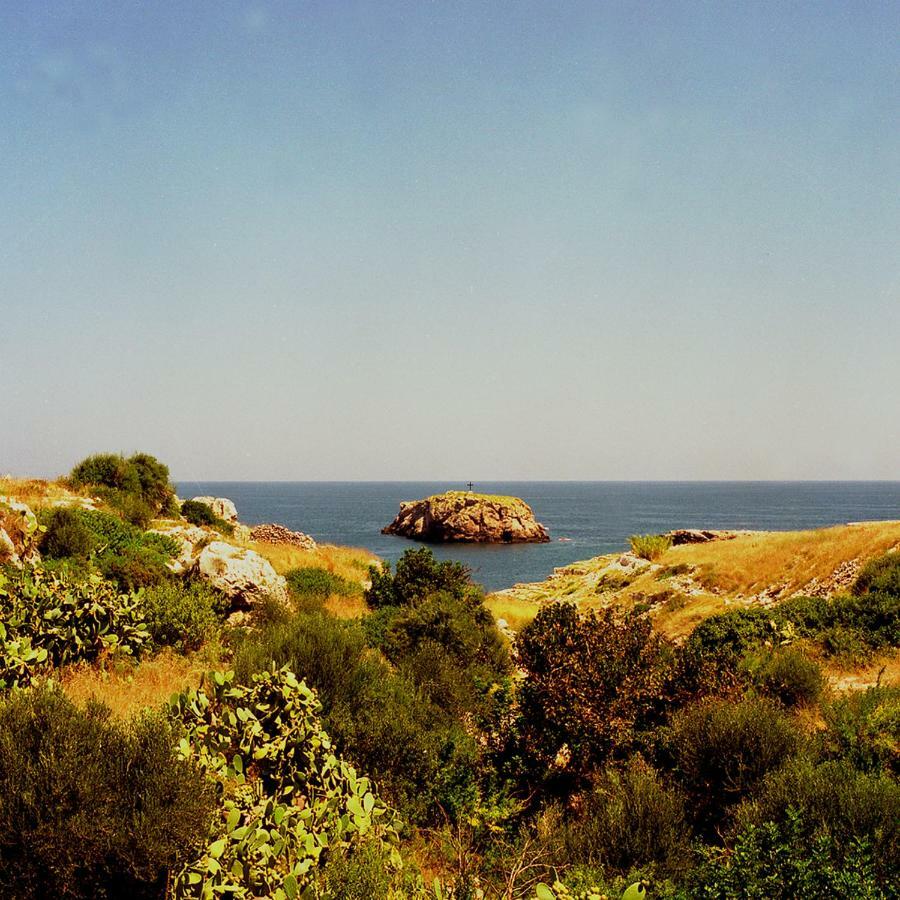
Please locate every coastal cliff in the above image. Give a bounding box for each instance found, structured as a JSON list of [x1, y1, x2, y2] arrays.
[[382, 491, 550, 543]]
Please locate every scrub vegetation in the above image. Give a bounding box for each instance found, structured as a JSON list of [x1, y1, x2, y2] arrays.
[[0, 453, 898, 897]]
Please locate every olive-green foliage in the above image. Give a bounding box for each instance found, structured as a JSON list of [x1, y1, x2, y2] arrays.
[[516, 602, 670, 785], [735, 757, 899, 886], [854, 551, 900, 598], [821, 685, 900, 775], [684, 810, 889, 900], [139, 581, 226, 651], [40, 508, 177, 590], [629, 534, 672, 561], [0, 565, 149, 687], [179, 499, 234, 536], [561, 759, 691, 877], [285, 566, 360, 602], [664, 696, 800, 832], [170, 666, 402, 898], [365, 546, 472, 608], [0, 685, 213, 900], [741, 647, 824, 708], [69, 451, 176, 519], [685, 608, 774, 661], [231, 611, 477, 822]]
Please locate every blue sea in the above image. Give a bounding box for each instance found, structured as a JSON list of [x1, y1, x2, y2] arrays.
[[176, 482, 900, 592]]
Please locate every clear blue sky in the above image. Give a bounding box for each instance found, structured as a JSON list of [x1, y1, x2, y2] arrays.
[[1, 1, 898, 480]]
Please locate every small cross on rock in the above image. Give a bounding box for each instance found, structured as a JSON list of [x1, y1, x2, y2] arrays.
[[466, 481, 474, 491]]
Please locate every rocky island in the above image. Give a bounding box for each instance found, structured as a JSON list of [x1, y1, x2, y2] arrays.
[[382, 490, 550, 543]]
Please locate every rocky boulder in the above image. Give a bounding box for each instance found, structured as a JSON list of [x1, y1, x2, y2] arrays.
[[250, 523, 317, 551], [665, 529, 757, 546], [191, 496, 239, 523], [0, 497, 41, 567], [383, 491, 550, 543], [197, 541, 289, 608]]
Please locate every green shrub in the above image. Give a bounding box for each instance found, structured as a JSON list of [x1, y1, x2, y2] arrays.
[[40, 507, 98, 559], [169, 666, 402, 897], [665, 696, 800, 832], [0, 685, 213, 900], [685, 608, 774, 660], [179, 499, 234, 536], [561, 759, 691, 877], [629, 534, 672, 561], [741, 647, 824, 708], [231, 611, 476, 821], [286, 566, 360, 602], [69, 452, 175, 519], [736, 757, 899, 881], [516, 603, 670, 785], [96, 544, 172, 591], [139, 581, 226, 651], [821, 685, 900, 775], [0, 565, 149, 686], [365, 546, 472, 608], [685, 810, 889, 899], [854, 551, 900, 598]]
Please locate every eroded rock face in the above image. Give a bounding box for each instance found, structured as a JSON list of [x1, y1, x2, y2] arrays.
[[197, 541, 289, 607], [191, 496, 239, 523], [0, 497, 41, 567], [382, 492, 550, 543], [666, 529, 755, 545]]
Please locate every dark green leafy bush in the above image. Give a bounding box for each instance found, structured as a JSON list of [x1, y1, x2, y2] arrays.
[[685, 608, 774, 661], [516, 603, 670, 786], [69, 452, 175, 519], [96, 544, 172, 591], [685, 810, 889, 900], [366, 546, 472, 608], [231, 610, 478, 822], [741, 647, 824, 708], [736, 757, 899, 883], [286, 566, 360, 602], [664, 696, 800, 831], [821, 685, 900, 775], [0, 685, 213, 900], [0, 566, 149, 686], [854, 551, 900, 598], [70, 453, 142, 494], [139, 581, 226, 651], [40, 507, 98, 559], [561, 759, 691, 877], [179, 499, 234, 536]]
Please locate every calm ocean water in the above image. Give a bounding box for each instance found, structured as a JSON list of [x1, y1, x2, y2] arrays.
[[176, 482, 900, 592]]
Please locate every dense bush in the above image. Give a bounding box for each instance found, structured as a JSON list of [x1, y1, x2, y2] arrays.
[[40, 507, 98, 559], [664, 696, 800, 831], [169, 666, 402, 897], [139, 581, 226, 651], [741, 647, 824, 708], [821, 685, 900, 775], [561, 759, 691, 877], [516, 603, 670, 786], [366, 546, 472, 608], [684, 811, 889, 899], [853, 551, 900, 598], [179, 499, 234, 535], [685, 607, 774, 661], [629, 533, 672, 561], [0, 565, 149, 686], [0, 685, 213, 900], [286, 566, 360, 602], [231, 610, 477, 821], [96, 544, 172, 591], [69, 452, 176, 520], [736, 757, 899, 883]]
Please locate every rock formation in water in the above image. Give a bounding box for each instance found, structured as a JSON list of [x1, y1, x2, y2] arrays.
[[382, 491, 550, 543]]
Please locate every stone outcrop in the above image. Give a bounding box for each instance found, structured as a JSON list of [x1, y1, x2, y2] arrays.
[[383, 491, 550, 543], [0, 497, 41, 567], [197, 541, 289, 608], [250, 523, 317, 551], [191, 496, 239, 523], [666, 529, 756, 545]]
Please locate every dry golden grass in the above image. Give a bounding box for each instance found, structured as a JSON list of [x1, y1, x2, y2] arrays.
[[669, 521, 900, 596], [0, 476, 89, 508], [60, 646, 225, 719], [491, 520, 900, 642], [250, 540, 378, 582]]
